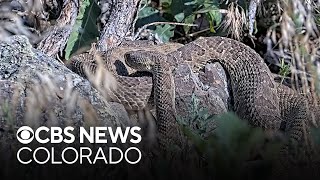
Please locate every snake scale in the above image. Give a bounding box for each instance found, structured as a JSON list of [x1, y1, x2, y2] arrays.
[[68, 36, 320, 171]]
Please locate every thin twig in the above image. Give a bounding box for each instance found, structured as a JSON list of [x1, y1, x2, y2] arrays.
[[134, 21, 198, 40], [187, 28, 211, 37]]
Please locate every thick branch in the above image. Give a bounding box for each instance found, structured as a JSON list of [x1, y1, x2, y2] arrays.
[[97, 0, 140, 51], [37, 0, 79, 57]]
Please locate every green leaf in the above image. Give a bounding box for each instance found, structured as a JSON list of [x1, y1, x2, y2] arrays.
[[207, 8, 222, 26], [170, 0, 185, 15], [184, 1, 198, 6], [138, 6, 159, 19], [195, 5, 218, 14], [174, 12, 185, 22], [279, 58, 290, 84], [170, 0, 194, 16], [154, 24, 175, 43], [135, 6, 164, 28], [183, 14, 195, 33], [194, 3, 222, 32], [160, 0, 172, 5], [65, 0, 100, 60], [209, 20, 215, 32]]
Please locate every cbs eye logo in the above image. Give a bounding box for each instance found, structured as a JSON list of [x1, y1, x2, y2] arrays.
[[16, 126, 34, 144]]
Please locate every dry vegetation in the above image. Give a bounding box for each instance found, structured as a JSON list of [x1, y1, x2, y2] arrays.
[[265, 0, 320, 95], [1, 0, 320, 179]]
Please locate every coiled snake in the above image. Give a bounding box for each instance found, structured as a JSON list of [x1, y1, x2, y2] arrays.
[[69, 37, 320, 175]]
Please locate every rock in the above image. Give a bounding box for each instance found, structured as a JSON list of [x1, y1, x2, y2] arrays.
[[174, 62, 230, 137], [0, 35, 130, 131]]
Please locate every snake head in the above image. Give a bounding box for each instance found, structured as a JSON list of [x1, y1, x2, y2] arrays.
[[124, 50, 166, 72]]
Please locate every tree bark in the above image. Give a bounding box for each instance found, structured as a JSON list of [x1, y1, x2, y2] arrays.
[[97, 0, 141, 51], [37, 0, 79, 57]]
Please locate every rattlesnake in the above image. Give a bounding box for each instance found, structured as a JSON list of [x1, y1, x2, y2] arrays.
[[68, 36, 320, 171]]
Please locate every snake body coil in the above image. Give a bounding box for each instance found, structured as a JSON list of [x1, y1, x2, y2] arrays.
[[69, 37, 320, 172]]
